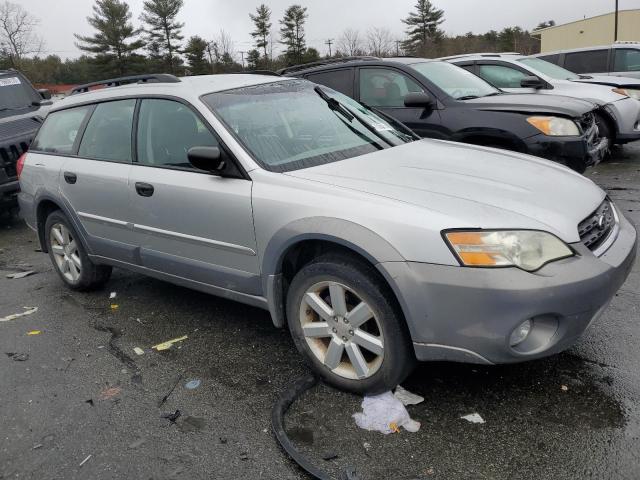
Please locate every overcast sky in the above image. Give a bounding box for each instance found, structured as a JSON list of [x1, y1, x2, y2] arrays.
[[18, 0, 640, 60]]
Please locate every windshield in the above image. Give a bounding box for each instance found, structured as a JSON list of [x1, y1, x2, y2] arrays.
[[0, 73, 40, 111], [203, 80, 415, 172], [409, 61, 499, 99], [518, 58, 579, 80]]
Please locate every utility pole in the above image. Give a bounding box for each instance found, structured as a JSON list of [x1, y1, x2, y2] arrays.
[[239, 51, 246, 69], [395, 40, 401, 57], [614, 0, 619, 41], [206, 43, 214, 73], [325, 39, 333, 57]]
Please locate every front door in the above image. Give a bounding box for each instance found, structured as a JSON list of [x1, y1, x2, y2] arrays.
[[357, 67, 445, 139], [128, 98, 260, 294], [60, 99, 136, 261]]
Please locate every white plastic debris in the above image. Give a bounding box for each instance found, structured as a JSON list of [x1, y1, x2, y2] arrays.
[[461, 413, 485, 424], [0, 307, 38, 322], [109, 292, 117, 299], [133, 347, 145, 356], [353, 392, 421, 434], [6, 270, 36, 279], [394, 386, 424, 406]]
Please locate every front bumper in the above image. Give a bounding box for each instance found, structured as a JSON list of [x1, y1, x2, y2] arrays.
[[381, 213, 637, 365], [607, 98, 640, 144], [523, 133, 604, 169], [0, 179, 19, 210]]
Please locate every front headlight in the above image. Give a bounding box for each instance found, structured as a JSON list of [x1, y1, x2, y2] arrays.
[[444, 230, 574, 272], [612, 87, 640, 100], [526, 116, 580, 136]]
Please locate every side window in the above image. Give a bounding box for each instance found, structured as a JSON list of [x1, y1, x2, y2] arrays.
[[564, 50, 608, 73], [78, 100, 136, 162], [537, 54, 560, 66], [136, 99, 218, 169], [359, 68, 424, 107], [31, 106, 92, 154], [478, 64, 528, 88], [614, 49, 640, 72], [305, 69, 354, 97]]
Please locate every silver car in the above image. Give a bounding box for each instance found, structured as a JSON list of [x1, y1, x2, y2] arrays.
[[445, 54, 640, 147], [17, 74, 637, 394]]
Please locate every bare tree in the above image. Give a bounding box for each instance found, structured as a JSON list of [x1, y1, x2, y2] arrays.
[[367, 27, 394, 57], [216, 29, 235, 61], [0, 1, 43, 67], [337, 28, 364, 57]]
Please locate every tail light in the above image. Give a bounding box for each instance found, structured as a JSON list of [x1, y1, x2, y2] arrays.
[[16, 152, 27, 179]]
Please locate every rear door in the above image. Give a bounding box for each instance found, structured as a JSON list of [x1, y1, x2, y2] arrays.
[[611, 48, 640, 79], [60, 99, 136, 261], [128, 98, 260, 294], [356, 67, 444, 139]]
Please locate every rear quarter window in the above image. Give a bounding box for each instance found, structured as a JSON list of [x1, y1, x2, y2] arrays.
[[537, 54, 561, 66], [30, 106, 93, 155], [304, 69, 355, 97], [564, 50, 609, 73]]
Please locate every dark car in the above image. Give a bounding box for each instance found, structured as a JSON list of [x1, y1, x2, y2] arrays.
[[279, 57, 609, 172], [0, 69, 52, 214]]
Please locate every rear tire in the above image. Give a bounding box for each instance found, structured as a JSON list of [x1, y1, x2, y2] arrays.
[[44, 211, 112, 291], [286, 253, 415, 395]]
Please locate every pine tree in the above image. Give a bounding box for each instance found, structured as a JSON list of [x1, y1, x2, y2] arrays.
[[246, 49, 261, 70], [75, 0, 144, 76], [140, 0, 184, 73], [401, 0, 444, 55], [280, 5, 307, 65], [184, 36, 209, 75], [250, 4, 271, 61]]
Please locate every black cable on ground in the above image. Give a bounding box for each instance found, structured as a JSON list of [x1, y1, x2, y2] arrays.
[[271, 373, 360, 480]]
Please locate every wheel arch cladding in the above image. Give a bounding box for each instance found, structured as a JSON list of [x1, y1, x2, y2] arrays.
[[36, 198, 63, 253], [261, 217, 409, 329]]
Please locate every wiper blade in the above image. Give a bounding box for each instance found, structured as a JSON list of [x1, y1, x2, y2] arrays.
[[483, 92, 502, 97], [314, 86, 394, 147], [457, 95, 480, 100], [578, 75, 594, 79], [314, 86, 354, 121]]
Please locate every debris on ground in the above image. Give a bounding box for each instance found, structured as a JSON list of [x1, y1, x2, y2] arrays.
[[322, 452, 339, 461], [177, 416, 206, 432], [394, 385, 424, 406], [0, 306, 38, 322], [561, 385, 569, 392], [162, 409, 182, 423], [185, 379, 201, 390], [152, 335, 188, 351], [461, 413, 485, 424], [128, 438, 145, 449], [27, 330, 42, 336], [79, 454, 92, 467], [6, 270, 36, 279], [99, 386, 122, 400], [133, 347, 145, 356], [5, 352, 29, 361], [110, 304, 119, 311], [353, 392, 421, 434], [158, 374, 183, 407], [109, 292, 117, 299]]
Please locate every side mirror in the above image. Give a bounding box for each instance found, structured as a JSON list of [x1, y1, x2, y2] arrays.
[[187, 146, 225, 173], [38, 89, 52, 100], [404, 92, 434, 108], [520, 76, 546, 89]]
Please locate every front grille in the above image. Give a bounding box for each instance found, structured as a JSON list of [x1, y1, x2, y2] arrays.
[[578, 200, 616, 252], [0, 141, 30, 179]]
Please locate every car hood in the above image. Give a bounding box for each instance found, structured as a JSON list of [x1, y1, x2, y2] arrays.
[[286, 139, 604, 243], [464, 93, 594, 117], [573, 75, 640, 89]]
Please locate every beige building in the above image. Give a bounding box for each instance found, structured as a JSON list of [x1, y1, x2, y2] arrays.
[[534, 9, 640, 52]]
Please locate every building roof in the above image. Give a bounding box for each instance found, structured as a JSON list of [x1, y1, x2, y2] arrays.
[[532, 8, 640, 35]]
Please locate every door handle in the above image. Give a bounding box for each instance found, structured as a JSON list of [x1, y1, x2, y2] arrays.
[[63, 172, 77, 184], [135, 182, 154, 197]]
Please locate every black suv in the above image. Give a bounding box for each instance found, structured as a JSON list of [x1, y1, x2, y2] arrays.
[[280, 57, 608, 172], [0, 70, 52, 213]]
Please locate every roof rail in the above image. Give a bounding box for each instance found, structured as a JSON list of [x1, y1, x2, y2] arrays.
[[70, 74, 181, 96], [278, 56, 380, 75], [614, 40, 640, 45], [230, 70, 281, 76], [439, 52, 521, 61]]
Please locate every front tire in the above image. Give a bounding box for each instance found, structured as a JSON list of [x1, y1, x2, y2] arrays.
[[44, 211, 112, 291], [286, 254, 414, 394]]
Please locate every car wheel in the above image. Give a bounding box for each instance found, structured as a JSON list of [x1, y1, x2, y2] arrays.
[[286, 254, 415, 394], [44, 211, 112, 291]]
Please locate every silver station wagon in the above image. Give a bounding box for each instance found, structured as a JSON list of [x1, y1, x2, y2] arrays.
[[17, 74, 637, 393]]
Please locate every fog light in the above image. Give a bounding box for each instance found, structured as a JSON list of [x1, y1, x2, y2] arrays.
[[510, 320, 532, 347]]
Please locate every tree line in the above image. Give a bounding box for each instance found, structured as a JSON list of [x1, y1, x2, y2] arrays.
[[0, 0, 549, 85]]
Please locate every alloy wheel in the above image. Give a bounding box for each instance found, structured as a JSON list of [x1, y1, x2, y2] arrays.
[[50, 223, 82, 282], [299, 281, 384, 380]]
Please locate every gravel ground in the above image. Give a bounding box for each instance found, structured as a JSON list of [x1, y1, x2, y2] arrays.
[[1, 143, 639, 480]]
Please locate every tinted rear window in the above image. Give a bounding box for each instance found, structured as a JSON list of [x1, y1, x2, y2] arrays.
[[0, 74, 40, 110], [305, 69, 355, 96], [31, 106, 92, 154], [537, 54, 560, 66], [564, 50, 609, 73]]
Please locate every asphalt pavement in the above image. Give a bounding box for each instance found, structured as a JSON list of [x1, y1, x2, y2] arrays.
[[1, 144, 639, 480]]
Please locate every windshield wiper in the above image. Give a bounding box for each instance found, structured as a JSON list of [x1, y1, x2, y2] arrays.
[[457, 95, 480, 100], [314, 86, 394, 147], [483, 92, 502, 97], [578, 75, 594, 79]]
